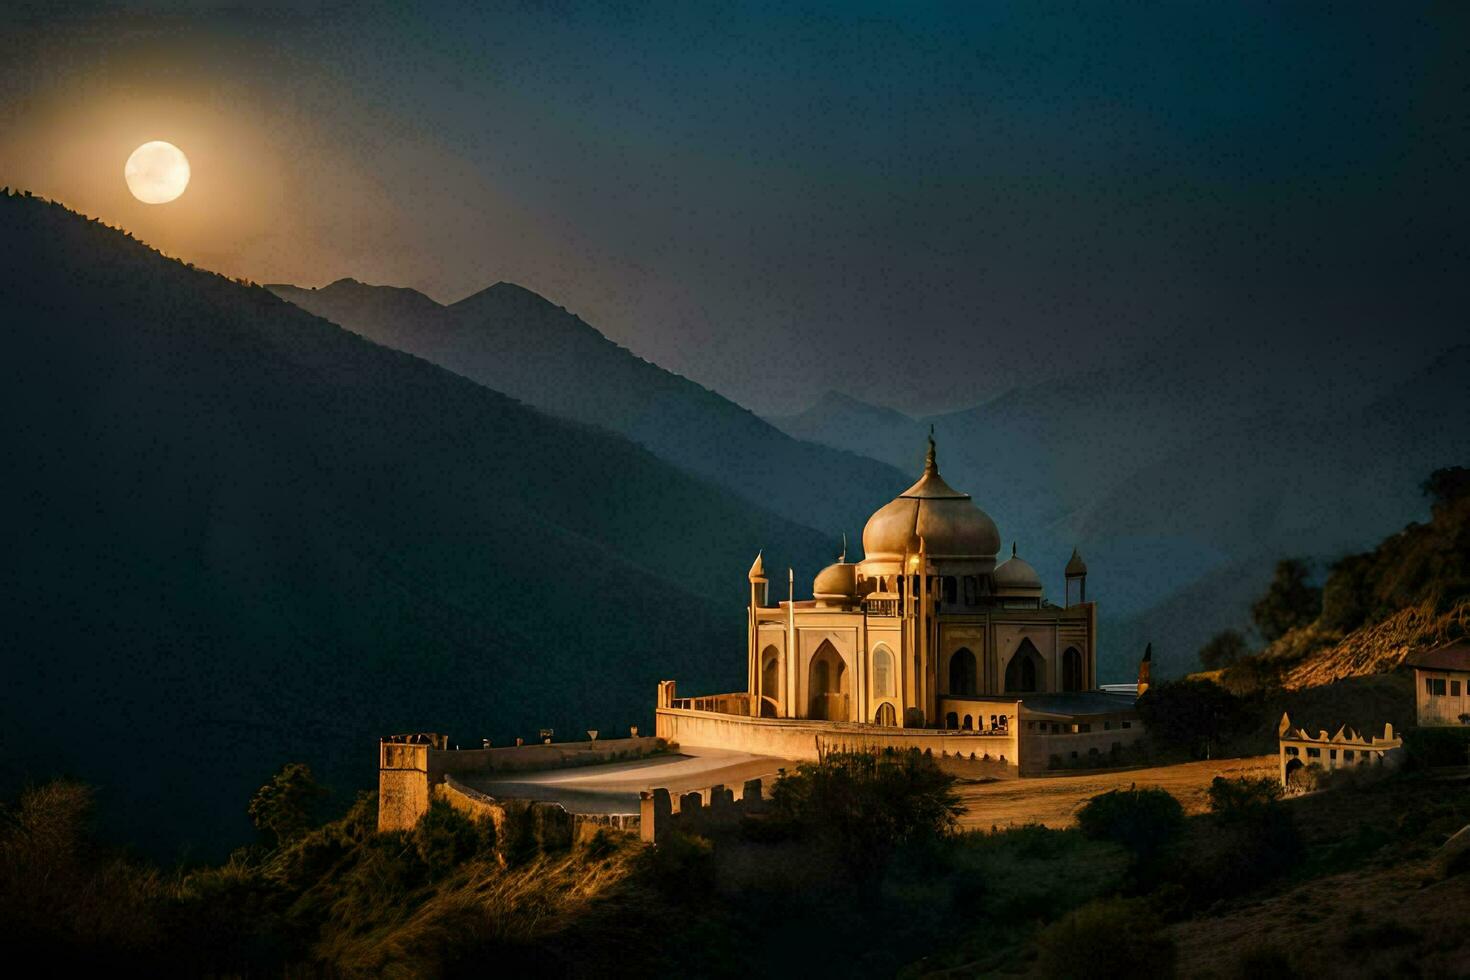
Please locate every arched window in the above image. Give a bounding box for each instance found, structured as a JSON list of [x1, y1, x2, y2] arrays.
[[874, 702, 898, 727], [1004, 639, 1043, 693], [948, 647, 977, 696], [873, 645, 895, 698], [962, 714, 973, 730], [945, 711, 959, 730], [1062, 647, 1084, 692], [761, 645, 782, 703]]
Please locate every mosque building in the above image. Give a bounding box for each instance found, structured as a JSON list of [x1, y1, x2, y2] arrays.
[[656, 437, 1145, 773]]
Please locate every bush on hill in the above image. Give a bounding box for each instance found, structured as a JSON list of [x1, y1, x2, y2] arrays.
[[1076, 786, 1184, 858]]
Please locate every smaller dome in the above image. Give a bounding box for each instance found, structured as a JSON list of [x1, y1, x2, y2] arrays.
[[813, 562, 857, 599], [993, 543, 1042, 594], [1065, 548, 1088, 577]]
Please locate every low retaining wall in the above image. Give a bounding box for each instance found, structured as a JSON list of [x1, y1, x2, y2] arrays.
[[655, 707, 1022, 775], [638, 777, 769, 843], [379, 733, 664, 831]]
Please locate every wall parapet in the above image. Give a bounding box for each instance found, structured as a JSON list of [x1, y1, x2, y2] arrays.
[[656, 705, 1023, 774], [378, 732, 665, 831]]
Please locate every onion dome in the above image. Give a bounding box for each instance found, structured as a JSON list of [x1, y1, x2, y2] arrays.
[[861, 437, 1001, 562], [1065, 548, 1088, 577], [992, 542, 1042, 595], [812, 561, 857, 600]]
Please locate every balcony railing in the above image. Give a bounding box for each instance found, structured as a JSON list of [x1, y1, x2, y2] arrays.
[[863, 597, 898, 617]]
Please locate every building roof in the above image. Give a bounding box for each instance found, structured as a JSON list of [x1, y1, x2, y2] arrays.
[[1407, 639, 1470, 672], [1018, 691, 1139, 719], [993, 543, 1043, 593], [1065, 548, 1088, 576], [861, 437, 1001, 562], [946, 691, 1137, 719]]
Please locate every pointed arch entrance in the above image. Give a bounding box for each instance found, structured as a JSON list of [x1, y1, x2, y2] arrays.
[[807, 640, 848, 720], [1062, 647, 1084, 692], [760, 645, 783, 716], [874, 702, 898, 727], [1004, 638, 1044, 693], [948, 647, 977, 696]]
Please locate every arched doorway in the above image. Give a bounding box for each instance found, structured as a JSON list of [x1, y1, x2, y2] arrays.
[[1004, 639, 1043, 693], [962, 714, 973, 730], [874, 702, 898, 727], [945, 711, 959, 729], [948, 647, 977, 696], [1062, 647, 1084, 692], [872, 645, 895, 698], [807, 640, 848, 720], [760, 645, 782, 708]]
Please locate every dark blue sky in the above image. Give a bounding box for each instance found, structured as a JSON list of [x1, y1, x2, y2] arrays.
[[3, 2, 1466, 413]]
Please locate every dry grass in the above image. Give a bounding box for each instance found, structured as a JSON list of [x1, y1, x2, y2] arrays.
[[1283, 596, 1470, 689]]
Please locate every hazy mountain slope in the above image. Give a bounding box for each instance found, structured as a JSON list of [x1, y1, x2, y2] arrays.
[[770, 349, 1468, 677], [268, 279, 909, 544], [767, 390, 925, 472], [0, 194, 835, 856]]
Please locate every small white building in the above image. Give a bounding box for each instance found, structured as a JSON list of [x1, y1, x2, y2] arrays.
[[1407, 640, 1470, 728], [1277, 713, 1403, 787]]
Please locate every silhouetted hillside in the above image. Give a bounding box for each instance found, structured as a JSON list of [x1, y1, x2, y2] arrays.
[[268, 279, 910, 545], [0, 193, 836, 856]]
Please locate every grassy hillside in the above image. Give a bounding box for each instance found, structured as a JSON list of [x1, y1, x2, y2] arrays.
[[10, 750, 1469, 977], [268, 278, 911, 546], [0, 192, 837, 856], [1209, 471, 1470, 691]]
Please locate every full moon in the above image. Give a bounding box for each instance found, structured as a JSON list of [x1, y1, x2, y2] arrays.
[[124, 141, 190, 204]]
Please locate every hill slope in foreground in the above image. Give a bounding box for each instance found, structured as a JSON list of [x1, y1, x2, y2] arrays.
[[0, 193, 835, 856]]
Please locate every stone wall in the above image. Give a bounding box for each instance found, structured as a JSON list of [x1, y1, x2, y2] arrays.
[[655, 706, 1021, 775], [638, 777, 769, 843], [378, 733, 665, 831]]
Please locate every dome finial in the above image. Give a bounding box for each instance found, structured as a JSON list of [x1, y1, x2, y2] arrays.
[[1012, 541, 1017, 557], [924, 425, 937, 474], [838, 532, 847, 563]]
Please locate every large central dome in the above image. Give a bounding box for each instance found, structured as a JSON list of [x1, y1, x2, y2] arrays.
[[861, 438, 1001, 562]]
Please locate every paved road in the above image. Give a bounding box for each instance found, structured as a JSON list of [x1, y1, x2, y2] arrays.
[[460, 747, 793, 814]]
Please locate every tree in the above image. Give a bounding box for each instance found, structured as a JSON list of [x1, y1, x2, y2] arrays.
[[1135, 678, 1246, 758], [1197, 629, 1248, 671], [1422, 466, 1470, 510], [1250, 558, 1322, 642], [769, 748, 961, 883], [247, 763, 326, 848], [1076, 786, 1184, 858]]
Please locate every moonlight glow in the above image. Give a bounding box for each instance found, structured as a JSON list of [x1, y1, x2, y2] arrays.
[[124, 141, 190, 204]]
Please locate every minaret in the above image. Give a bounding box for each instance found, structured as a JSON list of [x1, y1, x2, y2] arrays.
[[1137, 643, 1153, 698], [747, 552, 767, 717], [1065, 548, 1088, 607]]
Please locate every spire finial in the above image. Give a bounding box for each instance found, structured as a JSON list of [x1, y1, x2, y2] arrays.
[[1012, 541, 1017, 557], [924, 426, 937, 473], [839, 532, 847, 563]]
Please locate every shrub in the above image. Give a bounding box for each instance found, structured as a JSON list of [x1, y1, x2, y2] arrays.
[[1207, 775, 1281, 820], [1198, 629, 1249, 671], [768, 748, 961, 882], [247, 763, 327, 848], [1136, 679, 1248, 757], [1076, 787, 1184, 858], [412, 800, 480, 878], [1033, 897, 1176, 979], [1162, 777, 1302, 907]]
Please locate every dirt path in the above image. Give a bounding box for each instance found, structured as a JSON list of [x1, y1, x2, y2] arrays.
[[956, 756, 1278, 830]]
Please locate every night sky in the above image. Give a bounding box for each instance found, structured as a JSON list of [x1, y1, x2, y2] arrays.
[[3, 2, 1466, 414]]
